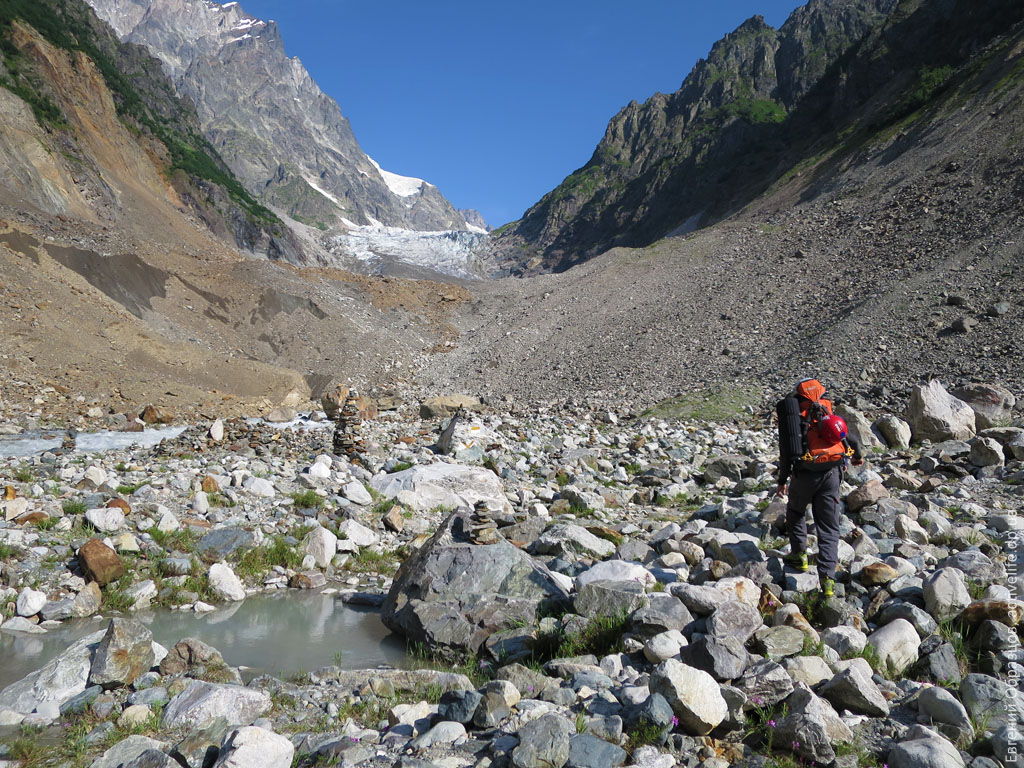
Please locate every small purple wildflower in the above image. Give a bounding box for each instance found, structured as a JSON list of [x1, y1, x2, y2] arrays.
[[768, 719, 776, 728], [792, 740, 800, 749], [671, 715, 679, 727], [350, 736, 360, 743]]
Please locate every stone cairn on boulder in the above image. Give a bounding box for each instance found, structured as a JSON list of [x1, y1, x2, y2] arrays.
[[467, 500, 499, 544], [332, 392, 364, 459]]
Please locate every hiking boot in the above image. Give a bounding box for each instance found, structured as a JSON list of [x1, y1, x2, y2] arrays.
[[821, 577, 835, 598], [783, 551, 809, 572]]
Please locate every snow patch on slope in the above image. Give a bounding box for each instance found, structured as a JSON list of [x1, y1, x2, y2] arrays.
[[368, 157, 427, 198]]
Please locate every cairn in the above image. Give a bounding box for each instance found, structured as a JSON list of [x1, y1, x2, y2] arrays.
[[466, 500, 499, 545], [332, 392, 364, 459]]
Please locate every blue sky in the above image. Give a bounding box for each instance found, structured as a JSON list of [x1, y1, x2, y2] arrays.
[[234, 1, 805, 228]]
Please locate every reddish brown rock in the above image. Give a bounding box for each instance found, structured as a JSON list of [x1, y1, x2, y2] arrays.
[[4, 485, 15, 500], [289, 571, 326, 589], [159, 637, 225, 676], [107, 498, 131, 514], [140, 405, 172, 424], [200, 476, 220, 493], [844, 480, 890, 513], [961, 599, 1024, 627], [860, 562, 900, 586], [16, 511, 49, 526], [79, 538, 124, 586]]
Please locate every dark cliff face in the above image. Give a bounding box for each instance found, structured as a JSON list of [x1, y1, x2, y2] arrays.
[[489, 0, 1024, 275], [86, 0, 471, 234]]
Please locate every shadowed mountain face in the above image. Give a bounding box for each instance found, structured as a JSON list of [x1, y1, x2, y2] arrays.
[[86, 0, 470, 234], [488, 0, 1023, 275]]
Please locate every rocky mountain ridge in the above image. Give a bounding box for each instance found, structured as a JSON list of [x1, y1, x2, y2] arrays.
[[85, 0, 475, 238], [487, 0, 1021, 274]]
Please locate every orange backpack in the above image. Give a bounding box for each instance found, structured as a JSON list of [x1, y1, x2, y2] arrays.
[[794, 379, 848, 465]]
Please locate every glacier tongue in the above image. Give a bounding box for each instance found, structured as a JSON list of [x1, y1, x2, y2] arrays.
[[327, 224, 488, 279]]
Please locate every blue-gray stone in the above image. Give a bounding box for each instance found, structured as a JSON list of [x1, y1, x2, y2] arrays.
[[438, 689, 482, 724], [197, 528, 255, 559], [566, 733, 627, 768], [59, 685, 103, 715]]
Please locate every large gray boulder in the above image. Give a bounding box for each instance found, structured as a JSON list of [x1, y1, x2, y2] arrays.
[[923, 568, 971, 622], [867, 618, 920, 676], [906, 381, 976, 442], [959, 673, 1024, 731], [370, 461, 510, 514], [382, 511, 570, 656], [649, 659, 727, 735], [162, 681, 271, 729], [212, 726, 294, 768], [0, 629, 105, 714], [775, 683, 852, 765], [511, 713, 572, 768], [950, 383, 1016, 429], [888, 725, 965, 768], [89, 736, 170, 768], [88, 618, 156, 689]]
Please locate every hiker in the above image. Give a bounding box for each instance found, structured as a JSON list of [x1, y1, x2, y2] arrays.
[[775, 378, 863, 598]]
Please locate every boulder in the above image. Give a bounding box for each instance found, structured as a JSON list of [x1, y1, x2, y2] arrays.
[[420, 395, 481, 419], [90, 736, 170, 768], [335, 519, 379, 548], [566, 732, 627, 768], [775, 683, 852, 765], [923, 568, 971, 622], [159, 638, 226, 676], [342, 481, 373, 506], [208, 563, 246, 602], [888, 726, 965, 768], [705, 600, 764, 644], [381, 511, 569, 656], [845, 480, 889, 513], [867, 618, 920, 676], [906, 381, 976, 442], [950, 383, 1016, 430], [0, 629, 105, 714], [73, 581, 102, 617], [574, 580, 647, 618], [959, 673, 1024, 730], [968, 437, 1004, 467], [649, 659, 728, 735], [511, 712, 572, 768], [15, 587, 46, 617], [820, 663, 889, 716], [301, 526, 337, 568], [88, 618, 155, 688], [212, 726, 294, 768], [162, 681, 271, 729], [370, 461, 510, 514], [873, 415, 912, 449], [85, 507, 125, 533], [532, 523, 616, 559]]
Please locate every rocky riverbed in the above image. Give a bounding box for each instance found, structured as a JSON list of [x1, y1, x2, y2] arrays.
[[0, 380, 1021, 768]]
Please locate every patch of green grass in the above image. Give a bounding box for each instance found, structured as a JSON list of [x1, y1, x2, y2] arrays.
[[833, 740, 885, 767], [62, 499, 87, 515], [342, 547, 399, 575], [232, 535, 302, 579], [13, 464, 33, 483], [289, 489, 324, 510], [391, 461, 413, 473], [102, 573, 136, 613], [641, 384, 761, 423], [149, 526, 199, 553], [625, 721, 665, 752], [372, 497, 398, 517], [207, 491, 235, 507], [116, 482, 149, 495], [555, 612, 630, 659], [842, 643, 889, 678], [35, 516, 59, 531]]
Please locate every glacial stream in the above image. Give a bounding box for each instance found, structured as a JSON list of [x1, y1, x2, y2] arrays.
[[0, 590, 408, 690]]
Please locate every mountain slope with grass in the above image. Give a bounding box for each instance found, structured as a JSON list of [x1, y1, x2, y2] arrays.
[[487, 0, 1022, 275]]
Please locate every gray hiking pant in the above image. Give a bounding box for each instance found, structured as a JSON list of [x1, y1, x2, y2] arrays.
[[786, 465, 842, 581]]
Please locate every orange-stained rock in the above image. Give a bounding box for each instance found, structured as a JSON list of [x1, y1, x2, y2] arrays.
[[860, 562, 900, 586], [961, 599, 1024, 627], [107, 498, 131, 514], [4, 485, 16, 500], [140, 404, 172, 424], [201, 476, 220, 493], [79, 538, 124, 586], [15, 511, 49, 526]]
